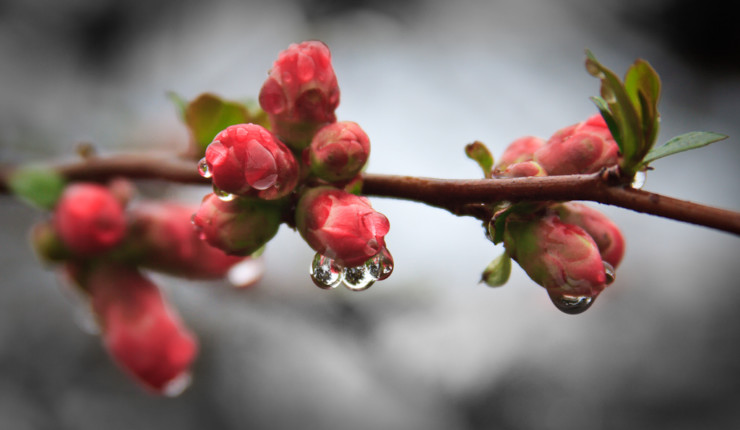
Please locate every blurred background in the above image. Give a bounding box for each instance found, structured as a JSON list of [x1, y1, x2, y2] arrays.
[[2, 0, 740, 428]]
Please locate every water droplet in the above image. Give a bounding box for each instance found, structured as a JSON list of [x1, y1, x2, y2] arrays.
[[162, 372, 192, 397], [227, 258, 264, 288], [365, 248, 394, 281], [549, 292, 594, 315], [212, 185, 235, 202], [310, 253, 343, 289], [631, 170, 647, 189], [342, 265, 375, 291], [197, 157, 212, 178], [603, 261, 616, 285]]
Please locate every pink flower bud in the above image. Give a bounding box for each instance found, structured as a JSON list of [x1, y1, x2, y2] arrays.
[[204, 123, 299, 200], [258, 41, 340, 149], [53, 183, 126, 256], [296, 187, 390, 267], [192, 194, 283, 256], [554, 203, 625, 268], [305, 121, 370, 182], [500, 160, 547, 178], [533, 114, 619, 175], [129, 202, 247, 279], [494, 136, 545, 173], [87, 265, 197, 394], [504, 213, 608, 298]]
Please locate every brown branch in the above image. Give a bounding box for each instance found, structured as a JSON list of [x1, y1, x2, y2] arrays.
[[2, 154, 739, 236]]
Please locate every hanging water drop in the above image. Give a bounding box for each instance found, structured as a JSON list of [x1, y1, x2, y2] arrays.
[[162, 372, 192, 397], [603, 261, 616, 285], [212, 185, 235, 202], [310, 253, 343, 289], [197, 157, 212, 178], [227, 258, 265, 288], [631, 170, 647, 189], [365, 248, 394, 281], [549, 292, 594, 315], [342, 265, 375, 291]]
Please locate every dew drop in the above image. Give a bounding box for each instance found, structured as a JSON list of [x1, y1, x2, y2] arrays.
[[631, 170, 647, 189], [310, 253, 343, 289], [197, 157, 212, 178], [342, 265, 376, 291], [212, 185, 235, 202], [549, 292, 594, 315], [603, 261, 616, 285], [162, 372, 192, 397], [366, 248, 394, 281], [227, 258, 265, 288]]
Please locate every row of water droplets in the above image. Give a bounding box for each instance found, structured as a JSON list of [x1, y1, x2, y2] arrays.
[[548, 260, 616, 314], [310, 251, 393, 291], [199, 157, 237, 202]]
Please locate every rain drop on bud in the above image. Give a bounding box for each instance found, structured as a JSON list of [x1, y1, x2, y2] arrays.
[[310, 253, 343, 289], [603, 261, 616, 285], [342, 265, 375, 291], [162, 372, 193, 397], [631, 170, 647, 189], [212, 185, 235, 202], [365, 248, 394, 281], [198, 157, 212, 178], [548, 292, 594, 315]]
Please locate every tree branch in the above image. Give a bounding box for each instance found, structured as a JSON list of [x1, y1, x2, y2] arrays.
[[2, 154, 739, 236]]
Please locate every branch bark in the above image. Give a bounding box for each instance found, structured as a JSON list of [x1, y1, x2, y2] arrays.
[[2, 154, 739, 236]]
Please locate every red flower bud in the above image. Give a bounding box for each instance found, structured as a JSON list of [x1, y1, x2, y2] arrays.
[[87, 265, 197, 394], [504, 213, 608, 298], [192, 194, 283, 256], [305, 121, 370, 182], [258, 41, 340, 149], [500, 160, 547, 178], [554, 203, 625, 268], [296, 187, 390, 267], [533, 114, 619, 175], [494, 136, 545, 173], [204, 123, 299, 200], [53, 183, 126, 256], [129, 202, 247, 279]]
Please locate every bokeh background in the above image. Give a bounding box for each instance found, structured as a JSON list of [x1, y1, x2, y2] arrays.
[[2, 0, 740, 428]]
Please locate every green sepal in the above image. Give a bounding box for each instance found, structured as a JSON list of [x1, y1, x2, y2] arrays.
[[488, 202, 514, 245], [640, 131, 728, 167], [465, 141, 494, 178], [7, 166, 67, 210], [481, 251, 511, 287]]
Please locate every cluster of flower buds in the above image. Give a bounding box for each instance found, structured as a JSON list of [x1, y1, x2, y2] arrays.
[[484, 115, 625, 314], [32, 181, 252, 394], [197, 40, 393, 292]]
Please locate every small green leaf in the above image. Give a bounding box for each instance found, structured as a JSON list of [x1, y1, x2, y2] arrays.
[[481, 252, 511, 287], [624, 59, 661, 159], [184, 93, 258, 158], [465, 141, 494, 178], [488, 203, 514, 245], [8, 166, 67, 210], [640, 131, 728, 166]]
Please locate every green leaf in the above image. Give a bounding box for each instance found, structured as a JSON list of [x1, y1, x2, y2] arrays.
[[465, 141, 494, 178], [184, 93, 260, 159], [640, 131, 728, 166], [166, 91, 188, 121], [624, 59, 661, 159], [488, 203, 514, 245], [8, 166, 66, 210], [481, 252, 511, 287]]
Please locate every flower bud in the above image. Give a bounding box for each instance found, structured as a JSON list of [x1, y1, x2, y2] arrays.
[[129, 202, 247, 279], [87, 264, 197, 394], [305, 121, 370, 182], [192, 194, 283, 256], [500, 160, 547, 178], [296, 187, 390, 267], [258, 41, 340, 149], [494, 136, 545, 174], [53, 183, 126, 256], [554, 203, 625, 268], [533, 114, 619, 175], [504, 213, 608, 298], [204, 123, 299, 200]]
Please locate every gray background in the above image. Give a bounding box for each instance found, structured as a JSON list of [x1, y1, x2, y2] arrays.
[[2, 0, 740, 428]]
